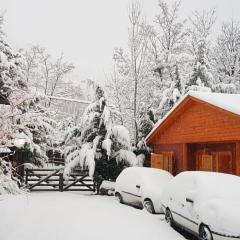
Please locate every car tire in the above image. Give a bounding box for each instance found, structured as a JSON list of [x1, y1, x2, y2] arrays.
[[165, 208, 174, 227], [199, 224, 213, 240], [143, 199, 155, 214], [115, 192, 123, 204]]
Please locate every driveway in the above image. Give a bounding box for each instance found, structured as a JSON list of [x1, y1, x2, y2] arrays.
[[0, 192, 185, 240]]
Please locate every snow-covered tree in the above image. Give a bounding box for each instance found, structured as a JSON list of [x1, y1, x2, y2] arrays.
[[64, 83, 141, 192], [21, 45, 74, 103], [0, 15, 60, 194], [138, 107, 155, 140], [112, 1, 153, 144], [0, 29, 27, 104], [212, 19, 240, 93], [0, 15, 58, 167], [186, 9, 216, 91], [0, 158, 23, 194], [147, 0, 190, 120], [187, 39, 213, 90]]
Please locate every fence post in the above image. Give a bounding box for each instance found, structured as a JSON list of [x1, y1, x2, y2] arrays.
[[59, 171, 64, 192], [25, 168, 28, 185]]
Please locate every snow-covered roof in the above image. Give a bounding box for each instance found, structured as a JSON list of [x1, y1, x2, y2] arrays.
[[146, 91, 240, 142], [190, 91, 240, 115], [48, 95, 91, 104], [0, 146, 11, 153]]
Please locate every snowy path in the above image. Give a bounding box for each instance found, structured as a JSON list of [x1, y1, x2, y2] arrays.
[[0, 192, 185, 240]]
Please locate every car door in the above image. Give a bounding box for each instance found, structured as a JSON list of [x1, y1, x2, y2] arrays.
[[121, 171, 142, 207], [177, 176, 199, 233], [170, 175, 198, 233]]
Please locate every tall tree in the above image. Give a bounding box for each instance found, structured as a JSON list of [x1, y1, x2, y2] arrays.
[[187, 9, 216, 91], [64, 82, 140, 192], [113, 1, 153, 144], [22, 45, 74, 104], [213, 19, 240, 93], [150, 0, 188, 119]]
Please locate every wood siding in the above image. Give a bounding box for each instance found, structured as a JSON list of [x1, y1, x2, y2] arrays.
[[149, 98, 240, 145], [153, 144, 184, 175], [188, 143, 236, 174], [151, 152, 173, 174]]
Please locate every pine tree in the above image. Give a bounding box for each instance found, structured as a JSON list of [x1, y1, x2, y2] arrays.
[[64, 83, 140, 193], [135, 108, 154, 167], [0, 32, 27, 104], [138, 107, 155, 140], [188, 39, 213, 89]]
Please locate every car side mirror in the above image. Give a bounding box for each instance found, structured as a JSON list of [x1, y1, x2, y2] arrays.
[[186, 198, 194, 204], [136, 185, 141, 189]]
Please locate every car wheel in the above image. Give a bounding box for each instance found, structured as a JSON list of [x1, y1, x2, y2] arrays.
[[115, 192, 123, 204], [165, 208, 173, 226], [143, 199, 155, 214], [199, 224, 213, 240]]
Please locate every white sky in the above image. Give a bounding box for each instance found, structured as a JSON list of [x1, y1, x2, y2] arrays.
[[0, 0, 240, 85]]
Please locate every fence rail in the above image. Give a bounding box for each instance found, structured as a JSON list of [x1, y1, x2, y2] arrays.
[[25, 168, 95, 192]]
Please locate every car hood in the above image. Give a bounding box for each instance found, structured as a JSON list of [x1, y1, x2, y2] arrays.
[[196, 198, 240, 236]]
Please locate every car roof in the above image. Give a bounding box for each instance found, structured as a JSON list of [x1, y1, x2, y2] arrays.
[[122, 167, 173, 180], [177, 171, 240, 188]]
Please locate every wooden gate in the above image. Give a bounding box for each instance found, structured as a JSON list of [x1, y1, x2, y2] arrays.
[[25, 168, 95, 192]]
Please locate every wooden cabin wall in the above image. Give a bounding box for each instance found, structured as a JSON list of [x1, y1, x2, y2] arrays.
[[153, 144, 184, 175], [151, 100, 240, 145]]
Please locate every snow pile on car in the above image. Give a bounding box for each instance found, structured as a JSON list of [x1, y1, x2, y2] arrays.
[[137, 168, 173, 197], [162, 171, 240, 236], [116, 166, 173, 209], [194, 172, 240, 236]]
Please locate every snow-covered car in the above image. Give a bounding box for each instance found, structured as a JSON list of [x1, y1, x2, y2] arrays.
[[162, 171, 240, 240], [115, 167, 173, 214]]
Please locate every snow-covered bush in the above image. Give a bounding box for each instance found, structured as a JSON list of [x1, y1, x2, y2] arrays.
[[0, 159, 23, 195]]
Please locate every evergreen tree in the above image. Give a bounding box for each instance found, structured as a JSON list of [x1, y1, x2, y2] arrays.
[[187, 39, 213, 89], [64, 83, 141, 193], [0, 30, 27, 104], [138, 107, 155, 140], [156, 81, 181, 119], [0, 16, 57, 192], [136, 107, 155, 167]]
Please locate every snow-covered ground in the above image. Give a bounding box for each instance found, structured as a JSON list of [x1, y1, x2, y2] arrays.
[[0, 192, 185, 240]]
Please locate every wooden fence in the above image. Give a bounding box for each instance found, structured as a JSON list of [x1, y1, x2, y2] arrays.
[[25, 168, 95, 192]]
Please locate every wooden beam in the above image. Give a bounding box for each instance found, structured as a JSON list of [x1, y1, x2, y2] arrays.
[[182, 143, 188, 171], [236, 142, 240, 176]]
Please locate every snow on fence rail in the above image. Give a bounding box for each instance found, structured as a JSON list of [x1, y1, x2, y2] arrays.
[[25, 168, 95, 192]]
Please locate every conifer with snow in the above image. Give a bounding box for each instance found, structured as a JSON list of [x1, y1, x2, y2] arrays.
[[0, 16, 57, 194], [64, 83, 140, 192], [187, 39, 213, 91]]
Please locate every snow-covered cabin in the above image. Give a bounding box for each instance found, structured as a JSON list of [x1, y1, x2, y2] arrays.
[[146, 91, 240, 176]]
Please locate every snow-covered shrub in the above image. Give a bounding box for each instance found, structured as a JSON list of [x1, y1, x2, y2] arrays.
[[0, 159, 23, 195]]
